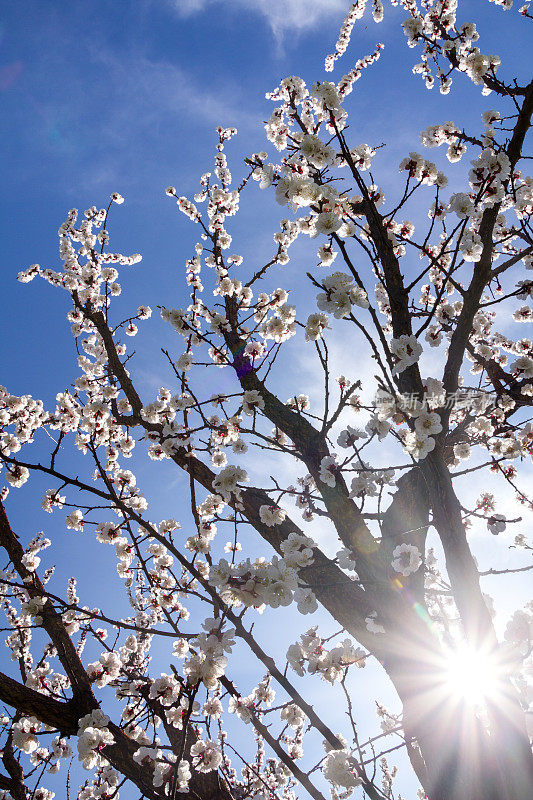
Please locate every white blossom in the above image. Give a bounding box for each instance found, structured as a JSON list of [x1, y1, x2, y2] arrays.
[[392, 543, 422, 576]]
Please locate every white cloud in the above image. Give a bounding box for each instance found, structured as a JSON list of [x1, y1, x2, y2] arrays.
[[171, 0, 347, 36]]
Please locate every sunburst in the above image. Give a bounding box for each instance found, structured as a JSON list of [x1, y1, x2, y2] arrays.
[[443, 643, 502, 706]]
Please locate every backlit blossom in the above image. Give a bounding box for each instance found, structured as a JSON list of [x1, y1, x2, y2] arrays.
[[392, 543, 422, 576]]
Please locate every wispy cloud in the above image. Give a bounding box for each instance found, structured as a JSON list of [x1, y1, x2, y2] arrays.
[[14, 38, 258, 198], [170, 0, 347, 37], [83, 50, 257, 188]]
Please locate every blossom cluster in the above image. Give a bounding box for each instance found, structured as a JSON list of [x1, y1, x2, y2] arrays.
[[287, 628, 366, 684]]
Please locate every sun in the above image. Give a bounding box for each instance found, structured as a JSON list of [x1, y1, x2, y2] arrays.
[[443, 644, 501, 706]]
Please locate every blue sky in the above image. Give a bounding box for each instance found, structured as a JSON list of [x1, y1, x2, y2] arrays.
[[1, 1, 532, 798], [1, 0, 529, 400]]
